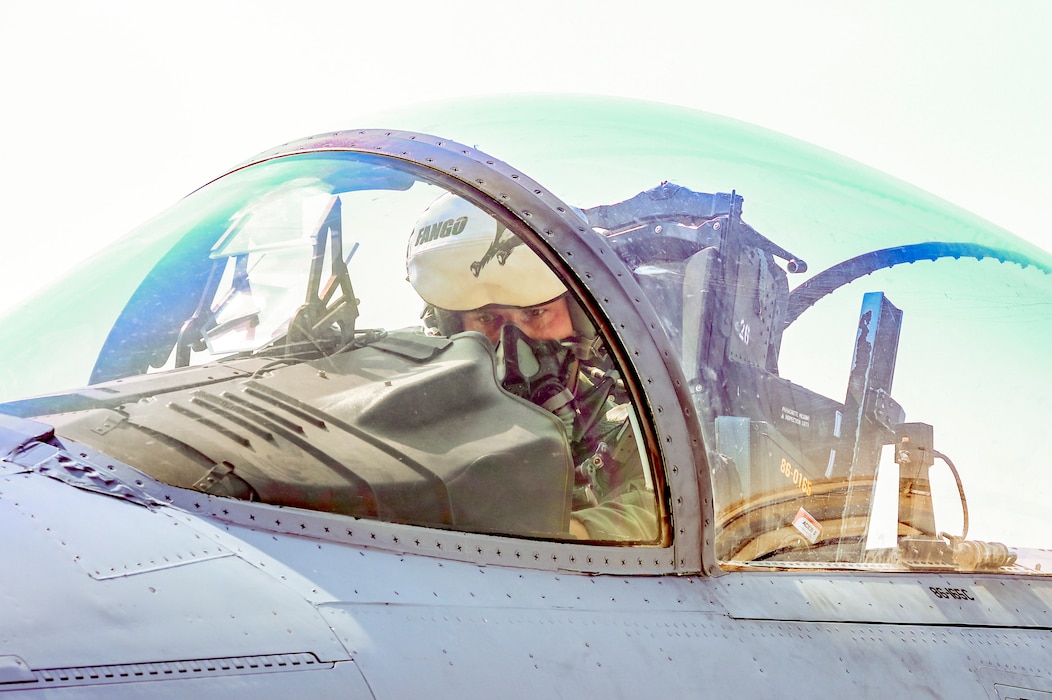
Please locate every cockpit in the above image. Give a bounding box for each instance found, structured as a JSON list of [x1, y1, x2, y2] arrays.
[[0, 102, 1049, 575]]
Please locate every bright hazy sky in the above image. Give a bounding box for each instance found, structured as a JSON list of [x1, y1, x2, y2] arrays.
[[2, 0, 1050, 313]]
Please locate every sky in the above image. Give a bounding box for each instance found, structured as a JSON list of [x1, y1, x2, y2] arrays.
[[2, 0, 1050, 314]]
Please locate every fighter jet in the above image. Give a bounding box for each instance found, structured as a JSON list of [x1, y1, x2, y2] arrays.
[[0, 95, 1049, 698]]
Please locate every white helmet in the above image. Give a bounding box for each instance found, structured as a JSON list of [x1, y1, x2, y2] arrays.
[[407, 193, 566, 311]]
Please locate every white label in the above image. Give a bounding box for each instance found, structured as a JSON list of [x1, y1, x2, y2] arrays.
[[793, 507, 822, 544]]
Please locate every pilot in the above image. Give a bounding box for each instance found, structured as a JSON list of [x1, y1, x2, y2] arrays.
[[407, 193, 658, 542]]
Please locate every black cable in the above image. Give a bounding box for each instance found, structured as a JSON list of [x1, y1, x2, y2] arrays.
[[934, 450, 968, 540]]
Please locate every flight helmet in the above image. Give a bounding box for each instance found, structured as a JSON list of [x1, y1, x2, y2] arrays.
[[407, 193, 566, 313]]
